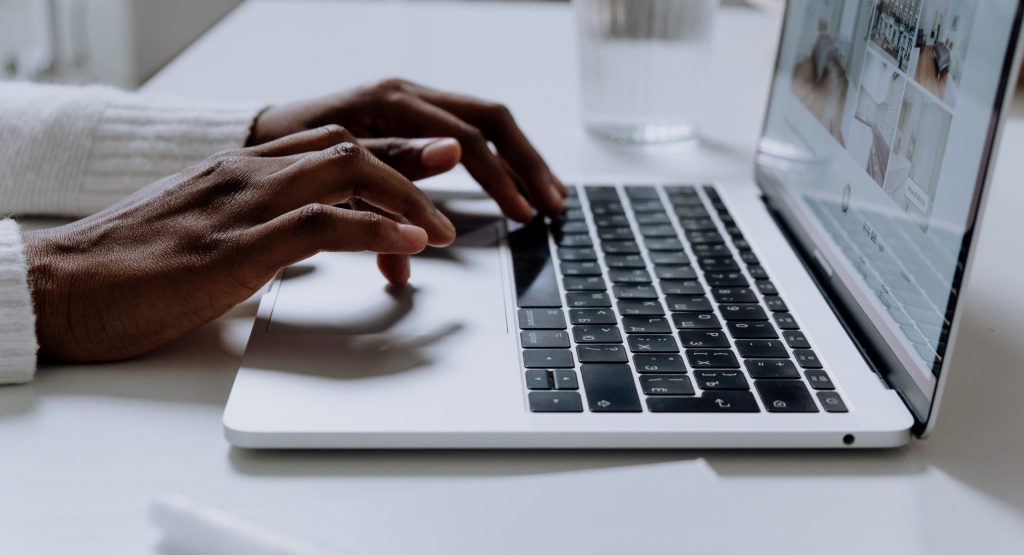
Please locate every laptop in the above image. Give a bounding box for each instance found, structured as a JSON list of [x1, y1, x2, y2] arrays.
[[223, 0, 1024, 449]]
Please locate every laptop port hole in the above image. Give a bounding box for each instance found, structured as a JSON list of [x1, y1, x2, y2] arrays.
[[842, 434, 855, 446]]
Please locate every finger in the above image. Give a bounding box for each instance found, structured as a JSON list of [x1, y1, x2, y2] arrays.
[[248, 204, 428, 271], [361, 137, 462, 181], [398, 81, 567, 211], [271, 141, 456, 247], [380, 95, 536, 222], [351, 199, 413, 286], [246, 124, 356, 157]]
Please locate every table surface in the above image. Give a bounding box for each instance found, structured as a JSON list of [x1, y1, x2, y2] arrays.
[[4, 1, 1024, 553]]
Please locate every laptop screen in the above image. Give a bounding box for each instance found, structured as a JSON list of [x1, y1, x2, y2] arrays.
[[755, 0, 1021, 426]]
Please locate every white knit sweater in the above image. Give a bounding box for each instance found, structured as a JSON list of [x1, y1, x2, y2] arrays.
[[0, 82, 262, 384]]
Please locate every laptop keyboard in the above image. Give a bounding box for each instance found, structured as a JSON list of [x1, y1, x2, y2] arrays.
[[510, 184, 848, 415]]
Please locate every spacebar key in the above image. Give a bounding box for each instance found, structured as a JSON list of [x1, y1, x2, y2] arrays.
[[647, 391, 760, 412], [581, 364, 642, 412]]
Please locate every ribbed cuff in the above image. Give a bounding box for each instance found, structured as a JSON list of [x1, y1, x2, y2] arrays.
[[0, 219, 38, 385], [78, 91, 264, 215]]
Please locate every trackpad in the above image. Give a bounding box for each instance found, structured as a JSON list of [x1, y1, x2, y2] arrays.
[[267, 219, 509, 337]]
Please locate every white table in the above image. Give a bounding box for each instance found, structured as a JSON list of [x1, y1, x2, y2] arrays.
[[3, 2, 1024, 553]]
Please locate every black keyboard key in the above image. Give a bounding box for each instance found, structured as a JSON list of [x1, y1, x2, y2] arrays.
[[645, 237, 685, 251], [817, 391, 848, 413], [560, 261, 602, 276], [605, 254, 646, 268], [727, 321, 778, 339], [564, 208, 586, 221], [782, 330, 810, 349], [805, 369, 835, 390], [720, 304, 768, 321], [608, 269, 652, 284], [773, 313, 800, 330], [585, 185, 619, 199], [631, 200, 666, 213], [647, 391, 759, 412], [649, 251, 690, 265], [660, 280, 705, 296], [590, 204, 625, 216], [529, 391, 584, 412], [698, 257, 740, 271], [674, 206, 710, 218], [654, 265, 698, 280], [686, 349, 740, 368], [558, 247, 597, 261], [756, 280, 779, 295], [685, 231, 724, 244], [747, 265, 769, 280], [634, 354, 687, 373], [740, 251, 759, 265], [612, 284, 658, 299], [556, 220, 589, 234], [735, 339, 788, 358], [679, 219, 717, 232], [580, 364, 642, 412], [640, 374, 695, 396], [598, 227, 636, 241], [555, 234, 593, 248], [563, 276, 607, 291], [622, 316, 672, 334], [577, 344, 629, 363], [677, 330, 730, 348], [694, 369, 749, 390], [712, 288, 758, 303], [518, 308, 567, 330], [627, 335, 680, 353], [704, 272, 749, 287], [602, 241, 641, 254], [594, 214, 630, 228], [745, 359, 800, 379], [733, 238, 751, 250], [625, 186, 659, 199], [639, 224, 677, 238], [553, 369, 579, 390], [617, 300, 665, 316], [665, 295, 713, 313], [691, 242, 732, 258], [566, 292, 612, 308], [569, 308, 616, 325], [672, 312, 722, 330], [573, 325, 622, 344], [523, 349, 574, 368], [635, 212, 671, 224], [509, 218, 561, 308], [763, 296, 788, 312], [525, 370, 553, 390], [521, 330, 571, 349], [755, 380, 818, 413]]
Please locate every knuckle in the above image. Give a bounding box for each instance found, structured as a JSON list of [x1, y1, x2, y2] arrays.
[[328, 141, 363, 162], [319, 123, 349, 140], [294, 203, 331, 235], [376, 77, 408, 93], [486, 102, 514, 122], [457, 125, 487, 147]]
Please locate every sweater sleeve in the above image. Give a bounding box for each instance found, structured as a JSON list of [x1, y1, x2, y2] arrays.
[[0, 83, 265, 384], [0, 219, 37, 384], [0, 82, 263, 217]]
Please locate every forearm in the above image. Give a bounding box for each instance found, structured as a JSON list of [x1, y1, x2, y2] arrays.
[[0, 83, 263, 218]]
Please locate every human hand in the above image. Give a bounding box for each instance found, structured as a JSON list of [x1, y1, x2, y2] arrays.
[[247, 78, 567, 222], [22, 126, 456, 362]]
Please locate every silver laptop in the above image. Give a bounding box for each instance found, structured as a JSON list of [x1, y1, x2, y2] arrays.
[[224, 0, 1024, 449]]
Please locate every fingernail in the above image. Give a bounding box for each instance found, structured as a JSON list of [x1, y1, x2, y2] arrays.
[[398, 224, 428, 249], [421, 138, 461, 168]]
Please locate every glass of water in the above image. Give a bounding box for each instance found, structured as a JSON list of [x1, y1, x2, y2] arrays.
[[575, 0, 717, 144]]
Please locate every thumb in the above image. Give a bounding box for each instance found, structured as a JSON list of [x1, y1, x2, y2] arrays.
[[361, 137, 462, 181]]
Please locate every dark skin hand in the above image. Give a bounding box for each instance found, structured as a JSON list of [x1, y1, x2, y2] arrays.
[[248, 78, 567, 284], [23, 82, 564, 363]]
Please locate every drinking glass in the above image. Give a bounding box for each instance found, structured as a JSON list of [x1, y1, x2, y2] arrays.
[[575, 0, 717, 144]]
